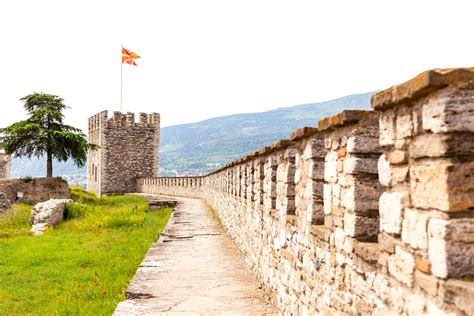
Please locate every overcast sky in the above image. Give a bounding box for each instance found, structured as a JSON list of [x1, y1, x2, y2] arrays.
[[1, 0, 473, 131]]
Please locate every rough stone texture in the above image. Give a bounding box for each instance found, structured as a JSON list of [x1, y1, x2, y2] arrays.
[[0, 153, 11, 179], [29, 198, 73, 236], [0, 177, 70, 204], [114, 196, 275, 315], [87, 111, 160, 196], [130, 68, 473, 315], [0, 192, 11, 210]]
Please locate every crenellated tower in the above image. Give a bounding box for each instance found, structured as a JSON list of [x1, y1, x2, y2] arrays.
[[87, 110, 160, 196]]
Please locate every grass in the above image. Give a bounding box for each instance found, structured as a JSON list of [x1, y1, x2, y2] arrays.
[[0, 187, 172, 315]]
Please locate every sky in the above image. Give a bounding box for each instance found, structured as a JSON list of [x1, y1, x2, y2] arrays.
[[1, 0, 473, 131]]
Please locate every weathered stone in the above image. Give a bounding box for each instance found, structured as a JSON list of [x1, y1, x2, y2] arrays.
[[377, 154, 391, 187], [344, 212, 379, 238], [422, 86, 474, 133], [344, 157, 378, 174], [353, 241, 380, 263], [324, 152, 338, 182], [410, 159, 474, 212], [346, 135, 381, 154], [379, 109, 395, 146], [379, 191, 407, 234], [401, 209, 428, 250], [410, 133, 474, 159], [29, 199, 73, 236], [396, 111, 413, 139], [388, 246, 415, 286], [428, 218, 474, 278], [372, 68, 474, 110], [414, 270, 438, 296], [441, 279, 474, 315], [0, 177, 70, 205]]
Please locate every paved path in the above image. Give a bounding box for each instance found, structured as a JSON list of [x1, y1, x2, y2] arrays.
[[114, 196, 276, 315]]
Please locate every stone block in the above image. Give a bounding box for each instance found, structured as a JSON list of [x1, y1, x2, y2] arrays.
[[441, 279, 474, 315], [323, 184, 332, 215], [401, 209, 428, 250], [379, 109, 395, 146], [353, 241, 380, 263], [343, 157, 378, 174], [341, 176, 382, 212], [388, 246, 415, 286], [324, 152, 338, 182], [377, 154, 391, 186], [414, 270, 438, 296], [344, 212, 379, 238], [307, 159, 325, 180], [0, 192, 11, 210], [386, 150, 407, 164], [422, 87, 474, 133], [428, 218, 474, 278], [29, 198, 73, 236], [379, 191, 407, 234], [395, 111, 413, 139], [404, 294, 426, 315], [347, 135, 381, 154], [410, 159, 474, 212]]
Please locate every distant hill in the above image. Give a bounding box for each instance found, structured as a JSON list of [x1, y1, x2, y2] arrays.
[[12, 92, 373, 178]]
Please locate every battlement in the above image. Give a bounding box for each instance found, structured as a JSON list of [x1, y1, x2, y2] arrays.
[[87, 109, 160, 196], [88, 110, 160, 131]]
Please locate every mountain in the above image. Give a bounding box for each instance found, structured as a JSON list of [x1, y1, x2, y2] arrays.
[[160, 92, 373, 175], [12, 92, 373, 178]]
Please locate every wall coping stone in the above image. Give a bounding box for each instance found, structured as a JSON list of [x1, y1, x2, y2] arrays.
[[372, 68, 474, 110], [318, 110, 375, 131]]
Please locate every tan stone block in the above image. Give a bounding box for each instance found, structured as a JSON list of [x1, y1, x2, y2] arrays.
[[414, 270, 438, 296], [324, 152, 338, 182], [410, 133, 474, 159], [386, 150, 407, 164], [344, 213, 379, 238], [388, 246, 415, 286], [337, 148, 347, 158], [410, 159, 474, 212]]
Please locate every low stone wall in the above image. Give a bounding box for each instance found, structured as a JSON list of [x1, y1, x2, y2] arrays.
[[138, 68, 474, 315], [0, 177, 70, 204], [137, 177, 204, 199]]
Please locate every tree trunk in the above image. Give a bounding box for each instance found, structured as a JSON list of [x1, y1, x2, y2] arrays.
[[47, 151, 53, 178]]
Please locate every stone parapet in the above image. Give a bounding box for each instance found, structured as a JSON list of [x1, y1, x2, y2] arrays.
[[137, 68, 474, 315]]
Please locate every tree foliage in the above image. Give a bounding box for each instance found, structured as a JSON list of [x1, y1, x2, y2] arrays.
[[0, 93, 98, 177]]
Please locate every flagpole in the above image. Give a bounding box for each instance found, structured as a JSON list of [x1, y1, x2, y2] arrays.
[[120, 44, 123, 112]]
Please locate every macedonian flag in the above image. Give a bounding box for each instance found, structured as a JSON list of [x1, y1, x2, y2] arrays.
[[122, 47, 140, 66]]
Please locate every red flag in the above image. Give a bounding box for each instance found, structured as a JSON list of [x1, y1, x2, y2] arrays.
[[122, 47, 140, 66]]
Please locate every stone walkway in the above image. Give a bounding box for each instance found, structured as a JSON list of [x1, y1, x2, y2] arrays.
[[114, 196, 276, 315]]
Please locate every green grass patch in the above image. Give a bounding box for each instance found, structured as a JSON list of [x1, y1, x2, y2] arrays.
[[0, 186, 172, 315]]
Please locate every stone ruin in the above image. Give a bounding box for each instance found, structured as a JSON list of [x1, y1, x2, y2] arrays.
[[91, 68, 474, 315], [29, 199, 73, 236]]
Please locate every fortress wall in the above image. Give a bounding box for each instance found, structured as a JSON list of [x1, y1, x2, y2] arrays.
[[0, 154, 11, 179], [137, 68, 474, 315]]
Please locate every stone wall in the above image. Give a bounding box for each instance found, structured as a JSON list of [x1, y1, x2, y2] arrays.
[[87, 110, 160, 196], [137, 68, 474, 315], [0, 153, 11, 179], [0, 177, 70, 204]]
